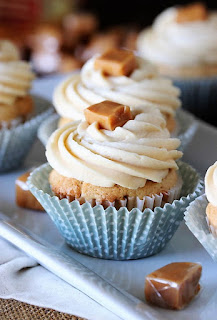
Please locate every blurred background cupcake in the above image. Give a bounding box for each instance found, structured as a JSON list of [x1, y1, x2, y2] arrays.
[[53, 48, 181, 132], [0, 40, 34, 129], [28, 102, 203, 260], [0, 40, 52, 171], [39, 48, 195, 150], [137, 2, 217, 125]]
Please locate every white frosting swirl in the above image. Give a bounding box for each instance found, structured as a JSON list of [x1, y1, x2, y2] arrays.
[[46, 106, 182, 189], [53, 55, 180, 120], [137, 8, 217, 67], [0, 40, 35, 105], [205, 161, 217, 207]]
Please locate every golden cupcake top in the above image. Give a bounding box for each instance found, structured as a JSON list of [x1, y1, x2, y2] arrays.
[[137, 3, 217, 68], [0, 40, 35, 106], [46, 101, 182, 189], [205, 161, 217, 207], [53, 48, 180, 121]]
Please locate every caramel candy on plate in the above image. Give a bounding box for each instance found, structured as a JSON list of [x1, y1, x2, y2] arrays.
[[176, 2, 208, 23], [84, 100, 132, 131], [94, 48, 137, 76], [145, 262, 202, 310], [16, 171, 44, 211]]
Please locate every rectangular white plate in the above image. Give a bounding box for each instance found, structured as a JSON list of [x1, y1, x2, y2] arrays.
[[1, 75, 217, 320]]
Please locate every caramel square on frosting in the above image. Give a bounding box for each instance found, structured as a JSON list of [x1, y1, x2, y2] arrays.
[[176, 2, 208, 23], [94, 48, 137, 76], [145, 262, 202, 310], [84, 100, 132, 130]]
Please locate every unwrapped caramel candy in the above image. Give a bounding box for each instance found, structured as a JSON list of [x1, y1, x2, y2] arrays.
[[176, 3, 208, 23], [145, 262, 202, 310], [16, 171, 44, 211], [84, 100, 132, 131], [94, 48, 137, 76]]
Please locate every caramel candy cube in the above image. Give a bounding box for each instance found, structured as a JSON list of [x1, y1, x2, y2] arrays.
[[16, 171, 44, 211], [94, 48, 137, 76], [84, 100, 132, 131], [145, 262, 202, 310], [176, 3, 208, 23]]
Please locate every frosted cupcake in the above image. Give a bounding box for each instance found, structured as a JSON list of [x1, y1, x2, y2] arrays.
[[28, 101, 202, 260], [0, 40, 52, 171], [137, 3, 217, 78], [53, 48, 181, 133], [0, 40, 35, 129], [184, 161, 217, 262], [205, 161, 217, 236], [47, 102, 183, 208], [137, 3, 217, 125]]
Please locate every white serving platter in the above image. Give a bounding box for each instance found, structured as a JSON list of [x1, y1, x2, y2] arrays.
[[1, 75, 217, 320]]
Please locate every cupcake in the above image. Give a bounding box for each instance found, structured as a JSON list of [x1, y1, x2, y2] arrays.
[[205, 161, 217, 236], [184, 162, 217, 262], [53, 48, 181, 133], [137, 3, 217, 124], [47, 102, 183, 208], [0, 40, 52, 172], [28, 101, 203, 260], [0, 40, 35, 128], [137, 3, 217, 78]]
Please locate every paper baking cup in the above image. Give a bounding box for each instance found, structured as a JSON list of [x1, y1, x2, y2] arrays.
[[28, 161, 203, 260], [38, 109, 196, 151], [174, 108, 197, 152], [37, 113, 59, 147], [174, 77, 217, 126], [184, 194, 217, 263], [0, 96, 53, 172]]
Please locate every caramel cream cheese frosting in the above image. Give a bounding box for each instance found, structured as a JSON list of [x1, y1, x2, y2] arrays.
[[0, 40, 35, 105], [53, 56, 181, 121], [46, 106, 182, 189], [137, 7, 217, 67], [205, 161, 217, 207]]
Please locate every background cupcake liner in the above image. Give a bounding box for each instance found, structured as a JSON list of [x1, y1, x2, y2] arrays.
[[0, 117, 23, 129], [173, 77, 217, 126], [38, 109, 197, 152], [28, 161, 203, 260], [184, 194, 217, 263], [0, 96, 53, 172], [37, 113, 59, 147]]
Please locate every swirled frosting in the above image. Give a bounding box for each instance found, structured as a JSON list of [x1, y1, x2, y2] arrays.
[[46, 106, 182, 189], [137, 7, 217, 67], [205, 161, 217, 207], [53, 55, 180, 120], [0, 40, 35, 105]]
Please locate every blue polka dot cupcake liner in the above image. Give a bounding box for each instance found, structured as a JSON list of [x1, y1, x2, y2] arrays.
[[185, 194, 217, 263], [0, 96, 53, 172], [27, 160, 203, 260], [37, 109, 197, 152]]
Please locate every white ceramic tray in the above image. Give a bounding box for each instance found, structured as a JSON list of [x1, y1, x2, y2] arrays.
[[1, 75, 217, 320]]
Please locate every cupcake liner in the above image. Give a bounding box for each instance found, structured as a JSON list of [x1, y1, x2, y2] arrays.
[[174, 108, 197, 152], [27, 161, 203, 260], [0, 95, 53, 172], [37, 113, 59, 147], [184, 194, 217, 262], [0, 117, 23, 129], [38, 109, 197, 151], [173, 77, 217, 126]]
